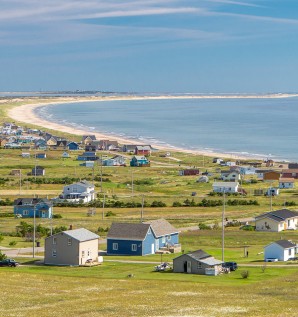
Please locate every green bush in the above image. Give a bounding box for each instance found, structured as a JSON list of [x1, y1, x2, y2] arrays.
[[198, 223, 212, 230], [241, 270, 249, 279]]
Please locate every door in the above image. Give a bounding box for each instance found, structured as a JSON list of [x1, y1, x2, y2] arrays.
[[41, 211, 46, 218], [187, 261, 192, 273], [151, 244, 155, 254], [155, 240, 159, 251]]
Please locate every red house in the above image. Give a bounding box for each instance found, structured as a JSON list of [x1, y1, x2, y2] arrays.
[[179, 169, 200, 176], [282, 169, 298, 179], [135, 145, 152, 156]]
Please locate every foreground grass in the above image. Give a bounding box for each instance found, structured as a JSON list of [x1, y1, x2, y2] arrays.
[[0, 262, 297, 317]]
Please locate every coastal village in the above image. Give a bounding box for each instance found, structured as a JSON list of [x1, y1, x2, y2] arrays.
[[0, 103, 297, 316]]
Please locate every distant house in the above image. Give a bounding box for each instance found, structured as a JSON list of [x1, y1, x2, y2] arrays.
[[59, 180, 95, 203], [107, 219, 179, 256], [279, 178, 295, 189], [263, 171, 281, 181], [179, 169, 200, 176], [82, 135, 96, 145], [80, 161, 95, 168], [255, 209, 298, 232], [44, 228, 99, 266], [35, 153, 46, 159], [103, 155, 126, 166], [31, 166, 45, 176], [77, 151, 99, 161], [135, 145, 152, 156], [256, 169, 275, 180], [55, 140, 68, 150], [21, 152, 30, 158], [287, 163, 298, 169], [122, 144, 138, 153], [61, 152, 70, 158], [213, 158, 223, 164], [67, 142, 80, 151], [33, 139, 47, 149], [99, 140, 119, 151], [265, 187, 279, 196], [236, 166, 256, 175], [264, 240, 297, 262], [10, 169, 21, 176], [173, 249, 223, 275], [282, 169, 298, 179], [45, 135, 58, 147], [212, 182, 239, 193], [130, 155, 150, 167], [14, 198, 53, 218], [220, 171, 240, 181]]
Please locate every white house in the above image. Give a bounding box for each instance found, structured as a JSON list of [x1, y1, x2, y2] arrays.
[[264, 240, 297, 261], [59, 180, 95, 203], [103, 155, 126, 166], [255, 209, 298, 232], [220, 171, 241, 182], [212, 182, 239, 193], [279, 178, 295, 189]]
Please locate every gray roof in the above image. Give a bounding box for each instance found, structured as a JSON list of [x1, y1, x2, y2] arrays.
[[256, 209, 298, 222], [199, 257, 223, 266], [14, 198, 52, 206], [144, 218, 178, 237], [272, 240, 296, 249], [63, 228, 99, 242], [107, 222, 150, 240], [187, 249, 211, 261]]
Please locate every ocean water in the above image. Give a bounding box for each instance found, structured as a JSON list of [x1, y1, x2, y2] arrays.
[[36, 97, 298, 161]]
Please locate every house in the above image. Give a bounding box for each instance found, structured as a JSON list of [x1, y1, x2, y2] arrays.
[[31, 166, 45, 176], [55, 140, 68, 150], [220, 170, 240, 181], [122, 144, 139, 153], [264, 240, 297, 262], [265, 187, 279, 196], [44, 228, 99, 266], [59, 180, 95, 203], [213, 158, 223, 164], [82, 135, 96, 145], [179, 169, 200, 176], [61, 151, 70, 158], [263, 171, 281, 181], [80, 161, 95, 168], [236, 166, 256, 175], [135, 145, 152, 156], [67, 141, 80, 151], [33, 139, 47, 150], [10, 169, 21, 176], [288, 163, 298, 169], [256, 169, 274, 180], [130, 155, 150, 167], [77, 151, 99, 161], [255, 209, 298, 232], [14, 198, 53, 218], [35, 153, 46, 159], [21, 152, 30, 158], [279, 178, 295, 189], [107, 219, 179, 256], [173, 249, 223, 275], [45, 135, 58, 147], [282, 169, 298, 179], [103, 155, 126, 166], [98, 140, 119, 151], [212, 182, 239, 193]]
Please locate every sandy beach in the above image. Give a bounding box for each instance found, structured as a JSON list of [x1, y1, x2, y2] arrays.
[[6, 93, 297, 160]]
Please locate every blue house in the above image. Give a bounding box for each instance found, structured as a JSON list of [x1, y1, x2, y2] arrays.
[[35, 153, 46, 159], [13, 198, 53, 218], [130, 155, 150, 167], [107, 219, 180, 256], [67, 142, 80, 151], [77, 151, 99, 161]]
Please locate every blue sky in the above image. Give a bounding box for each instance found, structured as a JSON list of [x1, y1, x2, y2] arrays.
[[0, 0, 298, 93]]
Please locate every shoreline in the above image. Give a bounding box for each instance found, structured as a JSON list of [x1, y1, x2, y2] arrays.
[[6, 94, 293, 161]]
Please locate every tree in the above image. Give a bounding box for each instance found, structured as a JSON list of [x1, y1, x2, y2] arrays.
[[0, 251, 7, 261]]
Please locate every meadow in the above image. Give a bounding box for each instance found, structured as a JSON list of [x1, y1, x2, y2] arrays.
[[0, 98, 298, 317]]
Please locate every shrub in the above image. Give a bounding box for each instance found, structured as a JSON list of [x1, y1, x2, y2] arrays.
[[151, 201, 166, 207], [172, 201, 182, 207], [105, 211, 116, 217], [9, 241, 17, 247], [284, 201, 296, 206], [53, 214, 62, 219], [198, 223, 212, 230], [241, 270, 249, 279], [240, 225, 255, 231], [0, 251, 7, 261]]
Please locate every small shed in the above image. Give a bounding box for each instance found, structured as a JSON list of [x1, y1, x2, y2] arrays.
[[31, 166, 45, 176], [173, 249, 223, 275], [279, 178, 295, 189], [179, 169, 200, 176]]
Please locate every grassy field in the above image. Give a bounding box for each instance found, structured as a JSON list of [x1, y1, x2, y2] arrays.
[[1, 98, 298, 316], [0, 262, 297, 317]]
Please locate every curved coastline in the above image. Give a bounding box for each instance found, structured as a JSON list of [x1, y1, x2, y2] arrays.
[[7, 94, 296, 160]]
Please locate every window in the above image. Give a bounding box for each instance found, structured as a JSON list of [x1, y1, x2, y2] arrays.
[[288, 220, 291, 226], [289, 249, 292, 256], [52, 237, 57, 245], [52, 249, 57, 257], [23, 210, 29, 216], [131, 244, 137, 251], [82, 251, 85, 257], [167, 235, 171, 241], [198, 262, 202, 269], [162, 236, 166, 243], [67, 238, 72, 246], [113, 243, 118, 250]]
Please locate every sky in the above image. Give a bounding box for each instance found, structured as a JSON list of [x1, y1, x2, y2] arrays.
[[0, 0, 298, 93]]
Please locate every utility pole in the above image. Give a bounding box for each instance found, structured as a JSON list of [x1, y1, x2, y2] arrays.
[[131, 171, 134, 197], [102, 193, 105, 220], [222, 190, 225, 263], [19, 170, 22, 195], [141, 194, 144, 222], [100, 154, 103, 193], [33, 202, 36, 258]]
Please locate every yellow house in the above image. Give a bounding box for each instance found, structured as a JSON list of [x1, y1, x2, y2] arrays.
[[255, 209, 298, 232]]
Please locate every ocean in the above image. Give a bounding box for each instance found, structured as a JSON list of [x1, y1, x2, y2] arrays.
[[36, 97, 298, 162]]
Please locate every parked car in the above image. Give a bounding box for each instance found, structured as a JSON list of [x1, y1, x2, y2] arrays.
[[0, 259, 20, 267], [222, 262, 238, 271], [288, 257, 298, 261]]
